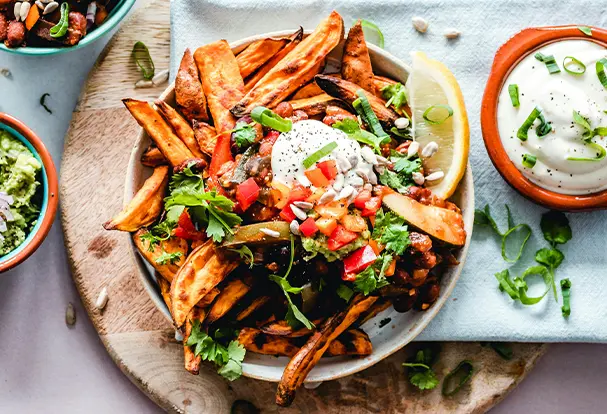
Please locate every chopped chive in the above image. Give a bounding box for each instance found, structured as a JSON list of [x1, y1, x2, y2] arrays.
[[563, 56, 586, 75], [422, 104, 453, 125], [508, 84, 520, 107], [578, 26, 592, 36], [303, 142, 338, 169], [535, 52, 561, 74], [50, 3, 70, 38], [517, 107, 551, 140], [566, 142, 606, 162], [132, 41, 155, 80], [442, 360, 474, 397], [597, 58, 607, 89], [353, 90, 390, 141], [561, 279, 571, 317], [359, 19, 384, 48], [251, 106, 292, 132], [522, 154, 536, 168]]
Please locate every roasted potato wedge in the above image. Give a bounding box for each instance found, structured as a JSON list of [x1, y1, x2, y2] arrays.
[[260, 319, 322, 338], [141, 146, 167, 167], [155, 100, 204, 158], [183, 307, 206, 375], [196, 287, 220, 308], [237, 37, 288, 79], [132, 230, 188, 282], [276, 294, 377, 407], [373, 75, 397, 91], [292, 74, 397, 100], [104, 166, 169, 232], [123, 99, 195, 167], [244, 28, 304, 93], [194, 40, 245, 134], [231, 11, 344, 116], [175, 48, 209, 123], [205, 274, 254, 324], [341, 20, 375, 94], [170, 240, 239, 327], [157, 276, 172, 309], [192, 120, 217, 156], [236, 295, 271, 321], [314, 75, 398, 126], [287, 93, 342, 117]]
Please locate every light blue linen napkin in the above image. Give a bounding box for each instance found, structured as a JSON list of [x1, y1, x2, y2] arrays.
[[170, 0, 607, 342]]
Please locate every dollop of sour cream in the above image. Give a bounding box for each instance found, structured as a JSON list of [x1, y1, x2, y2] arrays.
[[498, 39, 607, 195], [271, 120, 373, 187]]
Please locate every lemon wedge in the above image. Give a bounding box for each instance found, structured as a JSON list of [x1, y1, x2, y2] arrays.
[[407, 51, 470, 199]]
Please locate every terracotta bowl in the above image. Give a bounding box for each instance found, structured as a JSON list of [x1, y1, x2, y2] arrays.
[[481, 25, 607, 211], [0, 113, 58, 273], [125, 32, 474, 383]]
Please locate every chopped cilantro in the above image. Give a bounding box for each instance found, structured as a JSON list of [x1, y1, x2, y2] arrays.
[[381, 82, 408, 113], [378, 152, 421, 193], [228, 245, 255, 268], [403, 348, 439, 391], [139, 221, 177, 252], [540, 211, 572, 247], [232, 121, 257, 148], [372, 209, 411, 255], [155, 250, 183, 265]]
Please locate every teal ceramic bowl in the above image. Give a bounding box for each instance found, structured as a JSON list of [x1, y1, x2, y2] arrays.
[[0, 113, 58, 273], [0, 0, 136, 56]]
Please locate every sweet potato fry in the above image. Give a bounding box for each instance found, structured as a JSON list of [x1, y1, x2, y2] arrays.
[[292, 74, 394, 100], [205, 274, 254, 324], [194, 40, 244, 134], [287, 93, 341, 117], [341, 20, 375, 94], [157, 276, 172, 309], [373, 75, 397, 91], [104, 166, 169, 232], [175, 48, 209, 123], [155, 100, 204, 158], [235, 295, 271, 321], [132, 230, 188, 282], [231, 11, 344, 116], [192, 120, 217, 156], [237, 37, 288, 79], [141, 146, 167, 167], [291, 81, 324, 100], [170, 240, 239, 327], [260, 319, 322, 338], [123, 99, 194, 167], [314, 75, 398, 126], [196, 287, 220, 308], [327, 329, 372, 356], [183, 307, 206, 375], [276, 294, 378, 406], [244, 28, 304, 93], [357, 299, 392, 326]]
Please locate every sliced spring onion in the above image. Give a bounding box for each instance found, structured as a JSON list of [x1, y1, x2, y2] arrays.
[[353, 90, 390, 141], [535, 52, 561, 74], [250, 106, 292, 133], [566, 142, 606, 162], [132, 41, 155, 80], [359, 19, 384, 48], [578, 26, 593, 36], [502, 222, 532, 263], [50, 3, 70, 38], [508, 84, 520, 107], [563, 56, 586, 75], [596, 58, 607, 89], [561, 279, 571, 317], [442, 361, 474, 397], [573, 110, 592, 137], [39, 93, 52, 114], [516, 266, 552, 305], [522, 154, 536, 168], [535, 112, 552, 137], [422, 104, 453, 125], [302, 142, 338, 169], [595, 127, 607, 136], [517, 107, 541, 140]]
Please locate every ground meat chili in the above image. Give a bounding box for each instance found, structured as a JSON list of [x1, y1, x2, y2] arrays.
[[0, 0, 119, 49]]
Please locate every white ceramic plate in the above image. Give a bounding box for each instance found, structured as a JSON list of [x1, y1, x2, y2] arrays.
[[125, 31, 475, 383]]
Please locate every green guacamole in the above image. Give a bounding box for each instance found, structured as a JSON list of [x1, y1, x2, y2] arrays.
[[301, 230, 370, 262], [0, 130, 42, 256]]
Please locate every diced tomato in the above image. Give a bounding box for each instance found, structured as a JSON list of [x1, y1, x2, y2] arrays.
[[316, 217, 337, 236], [174, 210, 205, 240], [236, 178, 260, 212], [288, 184, 312, 204], [315, 201, 348, 220], [361, 196, 382, 217], [385, 258, 396, 277], [341, 271, 357, 282], [368, 239, 384, 255], [304, 168, 330, 187], [327, 225, 358, 251], [280, 204, 297, 222], [343, 245, 377, 275], [209, 131, 233, 177], [299, 217, 319, 237], [353, 190, 372, 210], [271, 181, 290, 209], [264, 130, 281, 144], [317, 160, 338, 180]]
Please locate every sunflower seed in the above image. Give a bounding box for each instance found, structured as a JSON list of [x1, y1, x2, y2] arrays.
[[444, 29, 461, 39], [0, 68, 11, 78], [14, 3, 22, 21], [412, 16, 429, 33], [333, 173, 345, 192], [43, 1, 58, 15], [135, 79, 154, 88], [318, 188, 336, 204], [40, 0, 53, 3], [348, 175, 365, 188], [336, 185, 354, 201], [293, 201, 313, 211], [355, 168, 369, 182], [407, 141, 420, 158], [347, 188, 359, 204], [260, 228, 281, 238], [290, 204, 308, 221], [65, 302, 76, 326], [376, 155, 389, 166], [421, 141, 439, 158], [152, 69, 169, 86], [412, 172, 425, 185], [395, 117, 410, 129], [95, 287, 109, 311], [335, 154, 352, 173], [348, 154, 359, 168], [290, 220, 300, 236], [361, 146, 378, 165], [35, 0, 44, 9], [174, 330, 184, 341], [368, 170, 378, 185], [19, 2, 30, 20], [425, 171, 445, 181]]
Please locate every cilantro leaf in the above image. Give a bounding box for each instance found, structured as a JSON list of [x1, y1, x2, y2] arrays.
[[409, 369, 439, 390], [232, 121, 257, 148], [379, 169, 408, 193], [139, 221, 177, 252], [228, 245, 255, 268], [155, 250, 183, 265], [333, 118, 387, 154], [540, 211, 572, 246], [217, 340, 246, 381], [403, 348, 440, 391], [381, 82, 408, 113], [379, 152, 421, 193], [372, 210, 411, 255], [393, 156, 421, 175], [353, 255, 390, 295], [336, 284, 354, 302], [535, 248, 564, 270]]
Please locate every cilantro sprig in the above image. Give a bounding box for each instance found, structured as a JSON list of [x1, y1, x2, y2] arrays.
[[379, 151, 422, 193], [474, 204, 531, 263], [140, 220, 177, 251], [402, 348, 439, 391], [155, 250, 183, 265], [381, 82, 408, 114], [228, 245, 255, 269], [231, 121, 257, 149]]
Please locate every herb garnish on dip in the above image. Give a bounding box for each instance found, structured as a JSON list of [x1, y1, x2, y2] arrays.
[[0, 129, 42, 256]]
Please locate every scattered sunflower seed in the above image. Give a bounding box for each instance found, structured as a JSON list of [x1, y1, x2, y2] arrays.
[[333, 173, 345, 192], [336, 185, 354, 201], [13, 3, 22, 22], [412, 171, 425, 185], [35, 0, 44, 9], [151, 69, 169, 86], [0, 68, 11, 78], [65, 302, 76, 326], [135, 79, 154, 89], [425, 171, 445, 181], [293, 201, 313, 211], [43, 1, 58, 15], [412, 16, 429, 33], [361, 146, 378, 165], [19, 2, 30, 21], [260, 228, 281, 238], [394, 117, 410, 129], [407, 141, 420, 158], [290, 204, 308, 221], [421, 141, 439, 158], [95, 287, 109, 311], [444, 29, 461, 39], [289, 220, 300, 236], [318, 188, 337, 204]]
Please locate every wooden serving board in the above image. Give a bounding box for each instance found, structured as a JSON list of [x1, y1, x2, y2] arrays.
[[60, 1, 547, 412]]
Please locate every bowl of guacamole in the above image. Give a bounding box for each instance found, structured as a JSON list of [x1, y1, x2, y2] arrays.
[[0, 113, 58, 273]]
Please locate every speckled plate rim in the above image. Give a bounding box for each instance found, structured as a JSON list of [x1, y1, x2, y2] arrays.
[[480, 25, 607, 211], [0, 0, 136, 56], [124, 30, 474, 383]]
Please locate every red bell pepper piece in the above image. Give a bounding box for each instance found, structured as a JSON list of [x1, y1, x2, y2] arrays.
[[287, 184, 312, 204], [299, 217, 319, 237], [280, 204, 297, 222], [174, 210, 205, 240], [353, 189, 372, 210], [209, 131, 233, 177], [327, 225, 358, 251], [343, 245, 377, 275], [265, 130, 281, 143], [236, 178, 260, 212], [361, 196, 382, 217], [317, 160, 338, 180]]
